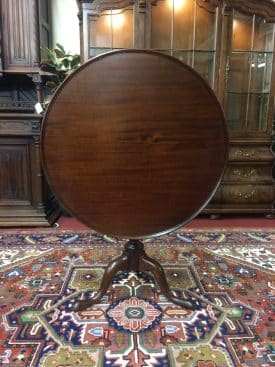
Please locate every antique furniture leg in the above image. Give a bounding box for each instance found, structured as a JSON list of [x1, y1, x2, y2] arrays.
[[138, 243, 197, 309], [75, 251, 129, 311], [75, 240, 197, 311]]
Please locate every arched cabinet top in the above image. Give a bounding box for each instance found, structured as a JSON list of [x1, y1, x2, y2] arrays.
[[77, 0, 275, 20], [223, 0, 275, 22]]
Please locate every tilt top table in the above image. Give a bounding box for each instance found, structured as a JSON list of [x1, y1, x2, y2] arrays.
[[41, 50, 228, 311]]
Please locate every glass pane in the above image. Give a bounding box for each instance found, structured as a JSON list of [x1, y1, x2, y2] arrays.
[[89, 8, 133, 50], [193, 51, 215, 85], [172, 50, 193, 65], [89, 48, 112, 58], [232, 11, 253, 51], [151, 0, 172, 49], [90, 12, 112, 48], [250, 53, 273, 93], [228, 52, 250, 92], [195, 3, 216, 50], [253, 17, 275, 52], [173, 0, 194, 50], [112, 9, 133, 49], [156, 50, 172, 56], [226, 93, 248, 131], [247, 93, 269, 131]]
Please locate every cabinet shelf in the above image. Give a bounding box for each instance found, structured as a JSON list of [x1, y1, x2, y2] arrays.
[[227, 91, 270, 95], [231, 50, 273, 54]]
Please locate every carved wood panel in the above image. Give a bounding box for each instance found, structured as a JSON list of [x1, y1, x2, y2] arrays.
[[0, 0, 40, 72], [0, 75, 37, 112], [0, 138, 31, 203], [0, 115, 60, 226]]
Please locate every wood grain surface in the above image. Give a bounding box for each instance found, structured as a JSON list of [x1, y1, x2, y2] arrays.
[[41, 50, 228, 238]]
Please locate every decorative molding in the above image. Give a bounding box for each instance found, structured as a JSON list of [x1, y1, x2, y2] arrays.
[[224, 0, 275, 22], [79, 0, 135, 11], [97, 0, 135, 11], [196, 0, 220, 13], [0, 101, 34, 112], [139, 0, 146, 9], [78, 0, 275, 18]]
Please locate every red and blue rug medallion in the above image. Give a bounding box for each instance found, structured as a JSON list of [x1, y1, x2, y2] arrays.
[[0, 228, 274, 366]]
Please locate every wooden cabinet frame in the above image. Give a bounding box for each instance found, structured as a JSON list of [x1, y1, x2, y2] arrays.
[[0, 114, 59, 226], [0, 0, 59, 226]]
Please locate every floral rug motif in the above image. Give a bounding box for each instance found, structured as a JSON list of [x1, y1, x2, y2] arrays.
[[0, 228, 274, 367], [106, 296, 163, 333]]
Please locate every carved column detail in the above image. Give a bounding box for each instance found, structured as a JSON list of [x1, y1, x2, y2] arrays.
[[32, 134, 45, 212]]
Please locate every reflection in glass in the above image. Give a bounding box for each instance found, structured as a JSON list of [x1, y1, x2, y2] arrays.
[[89, 8, 133, 57], [247, 93, 269, 131], [151, 0, 172, 49], [226, 11, 274, 134], [227, 53, 250, 92], [250, 53, 273, 93], [172, 50, 193, 65], [253, 17, 274, 52], [112, 9, 133, 49], [90, 12, 112, 49], [193, 51, 215, 84], [227, 93, 248, 131], [232, 11, 253, 51], [89, 48, 113, 58], [151, 0, 217, 86], [173, 0, 194, 50], [195, 3, 216, 50]]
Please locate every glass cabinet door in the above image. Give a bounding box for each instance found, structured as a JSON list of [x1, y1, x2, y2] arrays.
[[85, 0, 219, 88], [89, 6, 134, 58], [226, 11, 275, 134], [151, 0, 218, 88]]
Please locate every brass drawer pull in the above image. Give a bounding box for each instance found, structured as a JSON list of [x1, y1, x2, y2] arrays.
[[233, 169, 257, 178], [235, 190, 256, 199], [234, 150, 257, 157]]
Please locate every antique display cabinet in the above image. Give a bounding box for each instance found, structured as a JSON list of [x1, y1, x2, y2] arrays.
[[0, 0, 59, 226], [78, 0, 275, 217]]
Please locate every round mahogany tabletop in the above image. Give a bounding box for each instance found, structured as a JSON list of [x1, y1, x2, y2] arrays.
[[41, 50, 228, 238]]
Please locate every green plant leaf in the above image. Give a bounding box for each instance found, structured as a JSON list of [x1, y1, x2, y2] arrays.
[[41, 44, 81, 101], [45, 80, 58, 89], [44, 47, 57, 62], [54, 47, 66, 58], [71, 55, 81, 68], [56, 43, 66, 54]]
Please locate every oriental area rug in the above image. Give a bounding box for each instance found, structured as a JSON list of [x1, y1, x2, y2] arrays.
[[0, 228, 274, 367]]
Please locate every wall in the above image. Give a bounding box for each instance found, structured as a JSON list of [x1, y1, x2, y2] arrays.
[[50, 0, 80, 54]]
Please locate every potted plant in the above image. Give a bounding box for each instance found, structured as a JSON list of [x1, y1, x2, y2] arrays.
[[40, 43, 81, 108]]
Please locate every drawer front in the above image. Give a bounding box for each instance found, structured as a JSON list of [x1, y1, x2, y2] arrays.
[[208, 186, 222, 203], [229, 146, 273, 162], [224, 166, 273, 183], [0, 120, 40, 135], [221, 184, 275, 204]]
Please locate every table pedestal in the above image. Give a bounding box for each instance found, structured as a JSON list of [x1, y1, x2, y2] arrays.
[[75, 240, 198, 311]]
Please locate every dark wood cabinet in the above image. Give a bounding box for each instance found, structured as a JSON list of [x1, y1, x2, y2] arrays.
[[206, 3, 275, 217], [0, 114, 59, 226], [0, 0, 59, 226], [78, 0, 275, 217]]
